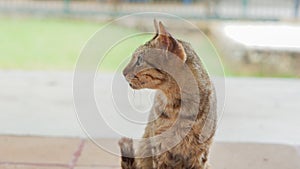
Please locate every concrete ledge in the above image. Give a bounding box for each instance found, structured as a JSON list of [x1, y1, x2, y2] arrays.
[[0, 136, 299, 169], [210, 142, 300, 169]]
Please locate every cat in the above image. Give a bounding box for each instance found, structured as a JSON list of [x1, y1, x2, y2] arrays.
[[119, 19, 217, 169]]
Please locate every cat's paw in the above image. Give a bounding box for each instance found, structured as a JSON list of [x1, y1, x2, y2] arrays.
[[118, 137, 134, 157]]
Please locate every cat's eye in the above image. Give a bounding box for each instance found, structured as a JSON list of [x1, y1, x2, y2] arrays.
[[136, 55, 143, 66]]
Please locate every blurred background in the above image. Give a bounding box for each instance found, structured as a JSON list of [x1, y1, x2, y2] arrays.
[[0, 1, 300, 168], [1, 0, 300, 76]]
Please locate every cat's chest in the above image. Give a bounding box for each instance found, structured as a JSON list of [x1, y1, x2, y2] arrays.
[[151, 94, 178, 119], [147, 96, 180, 134]]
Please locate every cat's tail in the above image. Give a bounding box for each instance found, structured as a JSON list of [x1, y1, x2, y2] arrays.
[[119, 137, 137, 169]]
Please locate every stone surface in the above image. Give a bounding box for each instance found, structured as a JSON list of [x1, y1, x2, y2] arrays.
[[77, 139, 120, 166], [210, 142, 300, 169], [75, 167, 119, 169], [0, 165, 66, 169], [0, 136, 299, 169], [0, 136, 81, 164]]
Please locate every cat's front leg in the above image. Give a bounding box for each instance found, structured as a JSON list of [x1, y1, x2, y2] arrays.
[[135, 138, 154, 169], [135, 127, 155, 169], [119, 138, 137, 169], [136, 157, 154, 169], [155, 151, 207, 169]]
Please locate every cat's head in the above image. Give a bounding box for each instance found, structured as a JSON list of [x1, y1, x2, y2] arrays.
[[123, 20, 187, 90]]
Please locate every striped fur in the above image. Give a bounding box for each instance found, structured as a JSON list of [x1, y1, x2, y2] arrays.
[[120, 20, 216, 169]]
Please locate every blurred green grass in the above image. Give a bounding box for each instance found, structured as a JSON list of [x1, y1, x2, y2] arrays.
[[0, 17, 160, 71], [0, 17, 226, 76], [1, 17, 295, 77], [0, 17, 99, 69]]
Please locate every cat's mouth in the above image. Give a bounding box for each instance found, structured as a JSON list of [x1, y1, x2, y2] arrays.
[[128, 80, 145, 89], [124, 74, 140, 89], [129, 83, 138, 89], [125, 73, 148, 89]]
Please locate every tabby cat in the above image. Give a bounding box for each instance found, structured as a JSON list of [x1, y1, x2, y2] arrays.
[[119, 20, 217, 169]]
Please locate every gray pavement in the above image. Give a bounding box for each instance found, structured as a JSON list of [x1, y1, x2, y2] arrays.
[[0, 70, 299, 145]]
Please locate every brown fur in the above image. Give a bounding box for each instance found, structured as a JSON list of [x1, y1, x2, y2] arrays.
[[119, 20, 217, 169]]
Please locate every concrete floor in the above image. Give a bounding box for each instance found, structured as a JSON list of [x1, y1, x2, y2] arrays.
[[0, 135, 299, 169], [1, 71, 299, 144]]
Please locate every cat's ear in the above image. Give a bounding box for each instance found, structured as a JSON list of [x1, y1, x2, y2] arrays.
[[158, 21, 168, 36], [153, 19, 159, 35], [156, 21, 187, 62]]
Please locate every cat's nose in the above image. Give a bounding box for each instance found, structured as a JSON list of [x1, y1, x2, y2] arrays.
[[123, 67, 130, 77], [123, 69, 128, 77]]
